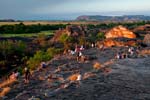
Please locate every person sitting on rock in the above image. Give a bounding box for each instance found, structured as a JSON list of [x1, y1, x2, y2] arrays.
[[79, 51, 82, 57], [9, 72, 17, 80], [76, 72, 82, 87], [121, 52, 126, 59], [80, 45, 84, 51], [41, 61, 47, 69], [128, 47, 134, 56], [69, 50, 75, 55]]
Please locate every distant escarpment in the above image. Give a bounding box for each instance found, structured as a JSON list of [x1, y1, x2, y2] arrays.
[[76, 15, 150, 22]]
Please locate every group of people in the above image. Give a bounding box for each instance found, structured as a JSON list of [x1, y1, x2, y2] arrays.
[[9, 61, 48, 84], [9, 67, 31, 84], [67, 45, 85, 62], [116, 52, 128, 59], [115, 47, 139, 59]]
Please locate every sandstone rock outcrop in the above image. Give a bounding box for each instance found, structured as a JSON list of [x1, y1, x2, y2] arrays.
[[97, 38, 137, 47], [51, 25, 85, 42], [105, 25, 136, 39], [103, 39, 125, 47], [143, 34, 150, 46]]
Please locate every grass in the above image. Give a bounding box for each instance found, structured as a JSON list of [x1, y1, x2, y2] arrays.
[[0, 30, 54, 38]]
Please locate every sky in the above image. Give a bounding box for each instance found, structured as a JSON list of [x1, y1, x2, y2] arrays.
[[0, 0, 150, 20]]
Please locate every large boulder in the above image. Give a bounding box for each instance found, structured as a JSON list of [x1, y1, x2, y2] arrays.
[[105, 25, 136, 39], [143, 34, 150, 46]]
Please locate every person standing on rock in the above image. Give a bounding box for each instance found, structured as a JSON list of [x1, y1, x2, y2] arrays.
[[76, 52, 80, 61], [91, 43, 94, 48], [24, 67, 31, 84]]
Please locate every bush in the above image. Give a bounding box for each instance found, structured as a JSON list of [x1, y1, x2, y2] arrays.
[[78, 36, 86, 45], [27, 48, 63, 70], [27, 50, 51, 70], [97, 32, 105, 40]]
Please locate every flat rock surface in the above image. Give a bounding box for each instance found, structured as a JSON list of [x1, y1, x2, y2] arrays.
[[5, 48, 150, 100]]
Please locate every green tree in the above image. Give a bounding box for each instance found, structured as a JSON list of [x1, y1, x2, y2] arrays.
[[96, 32, 105, 40], [88, 33, 97, 43]]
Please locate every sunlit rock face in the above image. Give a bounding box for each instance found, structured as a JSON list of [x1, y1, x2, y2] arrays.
[[97, 38, 137, 47], [103, 39, 125, 47], [105, 25, 136, 39]]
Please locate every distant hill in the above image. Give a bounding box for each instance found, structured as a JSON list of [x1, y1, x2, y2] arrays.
[[76, 15, 150, 22], [0, 19, 15, 22]]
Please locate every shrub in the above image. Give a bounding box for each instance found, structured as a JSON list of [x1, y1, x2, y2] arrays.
[[59, 34, 72, 49], [97, 32, 105, 40], [27, 48, 63, 70], [27, 50, 51, 70], [78, 36, 86, 45]]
